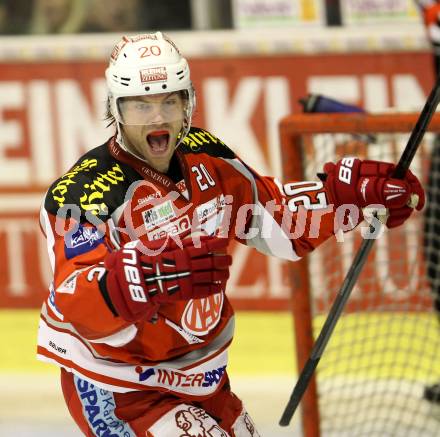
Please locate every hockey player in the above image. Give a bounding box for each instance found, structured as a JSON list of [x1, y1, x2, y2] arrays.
[[37, 32, 425, 436]]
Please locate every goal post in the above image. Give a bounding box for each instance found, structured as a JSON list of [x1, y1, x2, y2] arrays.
[[279, 113, 440, 437]]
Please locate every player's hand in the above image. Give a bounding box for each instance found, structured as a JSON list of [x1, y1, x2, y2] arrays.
[[322, 157, 425, 228], [100, 236, 231, 322]]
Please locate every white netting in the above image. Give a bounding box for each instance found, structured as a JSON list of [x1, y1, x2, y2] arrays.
[[297, 129, 440, 436]]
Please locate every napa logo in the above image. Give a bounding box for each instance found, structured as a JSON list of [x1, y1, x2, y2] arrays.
[[181, 293, 224, 336], [64, 224, 104, 259]]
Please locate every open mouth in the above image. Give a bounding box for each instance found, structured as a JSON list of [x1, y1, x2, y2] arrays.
[[146, 130, 170, 155]]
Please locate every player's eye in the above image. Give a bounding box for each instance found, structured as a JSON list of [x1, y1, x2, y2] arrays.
[[135, 102, 152, 111]]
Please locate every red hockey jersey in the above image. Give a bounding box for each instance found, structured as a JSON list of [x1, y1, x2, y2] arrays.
[[37, 127, 336, 398]]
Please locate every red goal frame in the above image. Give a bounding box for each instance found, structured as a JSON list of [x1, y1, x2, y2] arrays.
[[279, 112, 440, 437]]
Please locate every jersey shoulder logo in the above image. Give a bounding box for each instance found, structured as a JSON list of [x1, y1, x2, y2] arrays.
[[50, 157, 98, 208], [180, 127, 236, 159], [45, 144, 139, 219]]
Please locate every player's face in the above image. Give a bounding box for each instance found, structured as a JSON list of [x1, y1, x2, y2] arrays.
[[119, 92, 186, 173]]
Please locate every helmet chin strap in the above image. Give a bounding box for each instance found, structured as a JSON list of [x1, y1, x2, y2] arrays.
[[116, 123, 134, 155], [174, 118, 191, 151], [115, 122, 126, 150]]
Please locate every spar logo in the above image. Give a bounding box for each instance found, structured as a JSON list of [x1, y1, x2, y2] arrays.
[[181, 293, 224, 336], [74, 376, 133, 437]]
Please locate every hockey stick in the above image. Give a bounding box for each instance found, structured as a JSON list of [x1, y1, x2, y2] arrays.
[[279, 75, 440, 427]]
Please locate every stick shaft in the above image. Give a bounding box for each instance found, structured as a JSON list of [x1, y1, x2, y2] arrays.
[[279, 75, 440, 427], [279, 238, 375, 426]]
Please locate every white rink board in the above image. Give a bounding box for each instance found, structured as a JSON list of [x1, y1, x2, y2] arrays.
[[0, 23, 430, 63], [0, 374, 301, 437], [2, 373, 439, 436]]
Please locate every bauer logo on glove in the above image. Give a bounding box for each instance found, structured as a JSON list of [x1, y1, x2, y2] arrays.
[[99, 235, 232, 323], [322, 157, 425, 228]]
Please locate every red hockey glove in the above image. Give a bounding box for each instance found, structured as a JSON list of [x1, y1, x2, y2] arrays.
[[322, 157, 425, 228], [100, 236, 232, 323]]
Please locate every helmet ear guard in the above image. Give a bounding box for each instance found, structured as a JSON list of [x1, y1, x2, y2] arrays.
[[106, 32, 196, 146]]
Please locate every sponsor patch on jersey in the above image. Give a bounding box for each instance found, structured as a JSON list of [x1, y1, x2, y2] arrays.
[[56, 270, 83, 294], [176, 179, 187, 194], [137, 365, 227, 389], [137, 191, 162, 206], [74, 376, 135, 436], [64, 225, 104, 259], [196, 195, 226, 223], [194, 194, 227, 236], [147, 215, 190, 241], [181, 293, 224, 336], [142, 200, 176, 230]]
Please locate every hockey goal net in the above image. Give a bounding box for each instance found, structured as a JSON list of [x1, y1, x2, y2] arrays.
[[279, 113, 440, 437]]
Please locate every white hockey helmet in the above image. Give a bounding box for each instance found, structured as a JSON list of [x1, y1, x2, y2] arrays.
[[106, 32, 195, 145]]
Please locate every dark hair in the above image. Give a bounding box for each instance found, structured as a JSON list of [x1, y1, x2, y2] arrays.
[[104, 96, 116, 128]]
